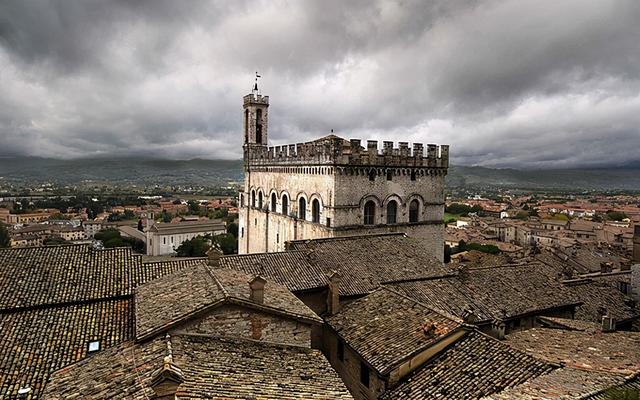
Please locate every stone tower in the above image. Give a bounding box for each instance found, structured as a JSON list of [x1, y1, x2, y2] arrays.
[[237, 87, 450, 261]]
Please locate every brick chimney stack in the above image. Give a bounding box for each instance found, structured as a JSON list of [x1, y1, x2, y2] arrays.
[[249, 276, 267, 304], [327, 271, 341, 315]]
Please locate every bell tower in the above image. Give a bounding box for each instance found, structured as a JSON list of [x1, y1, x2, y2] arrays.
[[243, 73, 269, 146]]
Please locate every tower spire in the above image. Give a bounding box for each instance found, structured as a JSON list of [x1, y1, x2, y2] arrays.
[[253, 71, 261, 96]]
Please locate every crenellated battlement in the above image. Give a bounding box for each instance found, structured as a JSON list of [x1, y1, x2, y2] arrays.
[[245, 136, 449, 169], [243, 93, 269, 105]]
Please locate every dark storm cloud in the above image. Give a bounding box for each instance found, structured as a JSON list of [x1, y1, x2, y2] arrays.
[[1, 0, 639, 168]]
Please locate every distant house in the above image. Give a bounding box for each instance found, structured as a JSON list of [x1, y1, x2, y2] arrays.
[[145, 218, 226, 256]]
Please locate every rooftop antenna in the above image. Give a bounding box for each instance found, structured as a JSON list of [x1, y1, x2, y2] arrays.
[[252, 71, 261, 98]]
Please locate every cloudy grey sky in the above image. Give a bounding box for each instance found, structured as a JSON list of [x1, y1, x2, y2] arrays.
[[1, 0, 639, 168]]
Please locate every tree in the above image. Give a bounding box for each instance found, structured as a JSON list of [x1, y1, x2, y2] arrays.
[[162, 210, 172, 223], [137, 219, 144, 232], [213, 233, 238, 255], [176, 236, 210, 257], [0, 224, 10, 248], [187, 200, 200, 213], [43, 236, 68, 246], [226, 222, 238, 238], [606, 211, 628, 221]]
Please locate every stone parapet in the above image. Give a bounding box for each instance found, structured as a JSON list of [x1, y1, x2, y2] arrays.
[[245, 137, 449, 168]]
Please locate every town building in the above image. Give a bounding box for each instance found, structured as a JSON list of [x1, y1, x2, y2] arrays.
[[144, 217, 226, 256], [238, 86, 449, 260]]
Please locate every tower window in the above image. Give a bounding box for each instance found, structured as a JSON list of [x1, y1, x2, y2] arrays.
[[244, 109, 249, 143], [251, 190, 256, 207], [240, 194, 244, 207], [299, 198, 306, 220], [271, 193, 277, 212], [258, 191, 263, 209], [409, 199, 420, 223], [387, 201, 397, 224], [411, 170, 416, 181], [312, 199, 320, 223], [282, 195, 289, 215], [364, 201, 376, 225], [387, 170, 393, 181], [368, 169, 376, 181], [256, 109, 263, 144]]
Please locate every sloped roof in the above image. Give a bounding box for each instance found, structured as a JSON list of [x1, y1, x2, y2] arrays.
[[0, 245, 135, 310], [219, 250, 329, 292], [325, 287, 462, 375], [135, 263, 322, 341], [504, 321, 640, 376], [44, 334, 354, 400], [564, 279, 639, 324], [288, 233, 453, 296], [388, 262, 581, 324], [0, 299, 133, 399], [382, 330, 554, 400]]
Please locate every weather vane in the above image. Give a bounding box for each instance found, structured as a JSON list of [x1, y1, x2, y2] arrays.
[[253, 71, 261, 94]]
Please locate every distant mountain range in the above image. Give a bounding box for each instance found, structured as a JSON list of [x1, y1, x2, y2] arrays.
[[0, 156, 638, 192]]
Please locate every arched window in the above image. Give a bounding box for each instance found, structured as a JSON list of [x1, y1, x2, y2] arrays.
[[251, 190, 256, 207], [282, 194, 289, 215], [299, 198, 306, 220], [386, 201, 397, 224], [409, 199, 420, 223], [312, 199, 320, 223], [368, 169, 376, 181], [258, 191, 263, 209], [364, 201, 376, 225], [271, 193, 277, 212]]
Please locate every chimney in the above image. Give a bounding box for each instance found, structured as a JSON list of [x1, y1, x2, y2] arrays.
[[462, 308, 477, 324], [491, 319, 506, 340], [206, 243, 223, 267], [327, 272, 341, 315], [249, 276, 267, 304], [601, 315, 616, 332], [600, 262, 613, 274], [151, 335, 184, 400]]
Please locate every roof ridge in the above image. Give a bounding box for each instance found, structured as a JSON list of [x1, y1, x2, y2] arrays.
[[204, 264, 229, 298], [288, 232, 406, 245]]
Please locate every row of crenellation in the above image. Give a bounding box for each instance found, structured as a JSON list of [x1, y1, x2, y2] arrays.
[[246, 138, 449, 168]]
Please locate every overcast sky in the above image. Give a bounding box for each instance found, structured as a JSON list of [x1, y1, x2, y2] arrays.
[[1, 0, 639, 168]]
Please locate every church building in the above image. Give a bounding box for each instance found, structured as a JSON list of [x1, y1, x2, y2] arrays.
[[238, 83, 449, 260]]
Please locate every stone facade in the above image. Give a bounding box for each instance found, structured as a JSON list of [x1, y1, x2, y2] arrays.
[[176, 304, 312, 348], [238, 89, 449, 260]]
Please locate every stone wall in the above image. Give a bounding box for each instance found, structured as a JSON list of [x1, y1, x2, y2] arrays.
[[176, 304, 312, 348]]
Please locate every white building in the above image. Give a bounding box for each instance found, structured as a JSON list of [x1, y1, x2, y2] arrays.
[[144, 219, 226, 256]]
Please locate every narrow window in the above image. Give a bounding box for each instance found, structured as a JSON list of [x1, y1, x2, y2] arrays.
[[360, 361, 370, 387], [312, 199, 320, 223], [241, 227, 244, 237], [251, 190, 256, 207], [299, 198, 306, 220], [240, 194, 244, 207], [258, 191, 263, 209], [163, 237, 166, 245], [368, 169, 376, 181], [256, 109, 263, 143], [337, 339, 344, 361], [409, 199, 419, 223], [386, 170, 392, 181], [282, 195, 289, 215], [364, 201, 376, 225], [244, 109, 249, 143], [411, 170, 416, 181], [276, 233, 279, 243], [271, 193, 277, 212], [326, 217, 331, 227], [387, 201, 397, 224]]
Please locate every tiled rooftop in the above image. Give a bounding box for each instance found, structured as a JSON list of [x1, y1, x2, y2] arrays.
[[564, 280, 638, 324], [325, 287, 462, 375], [382, 330, 554, 400], [0, 299, 133, 399], [288, 233, 453, 296], [44, 333, 354, 399], [0, 245, 135, 310], [219, 250, 329, 292], [135, 263, 322, 340], [388, 262, 580, 324], [504, 320, 640, 375]]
